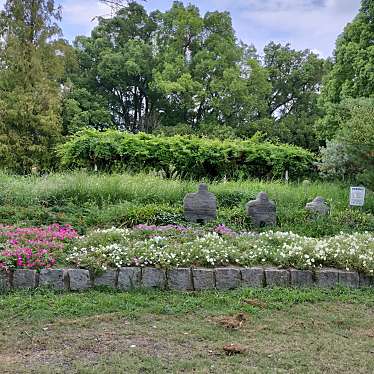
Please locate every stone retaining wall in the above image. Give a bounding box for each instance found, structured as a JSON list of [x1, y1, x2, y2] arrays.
[[1, 267, 373, 292]]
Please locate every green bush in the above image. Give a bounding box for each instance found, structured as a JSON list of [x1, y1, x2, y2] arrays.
[[58, 129, 315, 180], [318, 98, 374, 189]]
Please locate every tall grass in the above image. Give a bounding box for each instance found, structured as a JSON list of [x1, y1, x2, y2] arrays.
[[0, 171, 372, 236], [0, 171, 365, 208]]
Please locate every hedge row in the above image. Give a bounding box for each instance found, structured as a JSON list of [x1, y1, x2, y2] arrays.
[[58, 130, 315, 180]]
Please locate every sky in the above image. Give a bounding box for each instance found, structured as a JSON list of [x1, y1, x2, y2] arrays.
[[0, 0, 362, 57]]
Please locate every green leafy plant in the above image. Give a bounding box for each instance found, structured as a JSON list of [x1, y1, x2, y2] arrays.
[[58, 129, 315, 180]]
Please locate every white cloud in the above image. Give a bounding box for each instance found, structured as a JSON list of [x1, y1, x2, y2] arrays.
[[60, 0, 110, 37], [231, 0, 361, 56], [0, 0, 361, 56], [206, 0, 358, 13], [160, 0, 361, 56], [61, 0, 108, 25], [326, 0, 361, 14]]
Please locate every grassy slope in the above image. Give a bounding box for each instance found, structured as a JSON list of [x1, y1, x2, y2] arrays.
[[0, 171, 373, 235], [0, 287, 373, 373]]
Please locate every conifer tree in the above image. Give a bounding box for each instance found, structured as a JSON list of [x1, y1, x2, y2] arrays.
[[0, 0, 64, 173]]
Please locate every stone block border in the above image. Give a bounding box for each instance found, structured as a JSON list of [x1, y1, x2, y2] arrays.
[[0, 267, 373, 292]]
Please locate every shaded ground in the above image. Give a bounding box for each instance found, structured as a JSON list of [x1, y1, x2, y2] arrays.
[[0, 288, 373, 373]]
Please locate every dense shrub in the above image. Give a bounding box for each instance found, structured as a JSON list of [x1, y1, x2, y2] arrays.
[[318, 99, 374, 189], [58, 130, 315, 180]]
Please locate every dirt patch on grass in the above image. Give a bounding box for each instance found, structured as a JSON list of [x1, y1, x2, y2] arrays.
[[1, 301, 373, 373], [1, 314, 211, 372]]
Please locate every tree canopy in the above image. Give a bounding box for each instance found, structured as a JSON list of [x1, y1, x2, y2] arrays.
[[64, 1, 325, 151], [0, 0, 372, 183], [66, 3, 264, 134], [319, 0, 374, 138], [0, 0, 66, 172]]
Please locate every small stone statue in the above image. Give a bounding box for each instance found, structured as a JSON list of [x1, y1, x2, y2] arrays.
[[305, 196, 330, 215], [246, 192, 276, 227], [184, 184, 217, 223]]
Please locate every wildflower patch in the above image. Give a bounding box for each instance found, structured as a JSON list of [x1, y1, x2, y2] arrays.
[[0, 224, 79, 271], [0, 224, 373, 285], [67, 225, 374, 275]]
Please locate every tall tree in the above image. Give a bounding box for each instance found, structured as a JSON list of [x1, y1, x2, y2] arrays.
[[72, 2, 158, 133], [69, 2, 326, 150], [319, 0, 374, 139], [73, 1, 270, 135], [262, 42, 326, 150], [0, 0, 64, 173], [318, 98, 374, 187], [152, 3, 270, 132]]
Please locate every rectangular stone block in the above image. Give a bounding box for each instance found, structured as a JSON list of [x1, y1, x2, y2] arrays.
[[118, 267, 141, 290], [359, 273, 373, 288], [68, 269, 91, 291], [290, 269, 314, 288], [192, 268, 215, 291], [94, 270, 118, 288], [39, 269, 68, 290], [215, 267, 241, 290], [167, 268, 193, 291], [241, 267, 264, 288], [265, 268, 290, 287], [338, 270, 359, 288], [13, 269, 38, 289], [141, 268, 166, 289], [0, 271, 11, 291], [315, 268, 339, 288]]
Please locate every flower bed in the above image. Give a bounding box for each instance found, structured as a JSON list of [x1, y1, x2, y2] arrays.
[[0, 224, 373, 276], [66, 225, 374, 275], [0, 224, 79, 271]]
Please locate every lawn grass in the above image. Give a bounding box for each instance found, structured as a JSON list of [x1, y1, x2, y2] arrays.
[[0, 287, 373, 373], [0, 171, 372, 236]]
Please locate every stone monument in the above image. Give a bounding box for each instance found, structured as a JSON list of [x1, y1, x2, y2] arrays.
[[305, 196, 330, 215], [184, 183, 217, 223], [246, 192, 276, 227]]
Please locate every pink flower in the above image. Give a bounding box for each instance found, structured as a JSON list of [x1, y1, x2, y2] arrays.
[[0, 224, 78, 270], [214, 224, 236, 236]]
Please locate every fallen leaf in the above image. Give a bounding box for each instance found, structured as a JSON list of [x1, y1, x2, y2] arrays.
[[243, 299, 267, 309], [211, 313, 248, 329], [223, 344, 246, 355]]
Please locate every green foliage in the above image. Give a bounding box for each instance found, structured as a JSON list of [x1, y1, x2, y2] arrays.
[[62, 88, 114, 134], [71, 2, 160, 133], [0, 0, 65, 173], [58, 129, 315, 180], [264, 42, 325, 118], [0, 171, 372, 236], [0, 0, 370, 176], [262, 42, 326, 151], [65, 2, 324, 150], [317, 140, 357, 180], [318, 98, 374, 188], [319, 0, 374, 138], [328, 1, 374, 100], [65, 228, 374, 274], [337, 98, 374, 187]]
